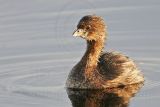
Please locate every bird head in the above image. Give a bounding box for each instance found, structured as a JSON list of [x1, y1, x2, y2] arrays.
[[73, 15, 107, 41]]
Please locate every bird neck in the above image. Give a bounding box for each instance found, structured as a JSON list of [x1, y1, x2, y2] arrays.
[[81, 38, 105, 67]]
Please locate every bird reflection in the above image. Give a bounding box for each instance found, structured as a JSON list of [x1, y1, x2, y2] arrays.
[[67, 83, 143, 107]]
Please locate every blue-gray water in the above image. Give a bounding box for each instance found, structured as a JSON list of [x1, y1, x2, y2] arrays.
[[0, 0, 160, 107]]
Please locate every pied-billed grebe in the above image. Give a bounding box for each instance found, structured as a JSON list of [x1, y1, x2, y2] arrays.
[[66, 15, 144, 89]]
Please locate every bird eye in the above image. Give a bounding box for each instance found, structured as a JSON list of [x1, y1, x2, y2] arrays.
[[77, 29, 83, 33]]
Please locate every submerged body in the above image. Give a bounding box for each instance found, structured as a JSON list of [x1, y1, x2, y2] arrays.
[[66, 15, 144, 89]]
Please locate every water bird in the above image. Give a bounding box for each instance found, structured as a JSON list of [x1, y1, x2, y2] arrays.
[[66, 15, 144, 89]]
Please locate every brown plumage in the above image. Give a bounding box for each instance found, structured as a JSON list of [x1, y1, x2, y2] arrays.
[[66, 15, 144, 89]]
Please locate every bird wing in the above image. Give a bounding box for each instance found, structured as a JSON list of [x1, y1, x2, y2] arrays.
[[98, 51, 136, 80]]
